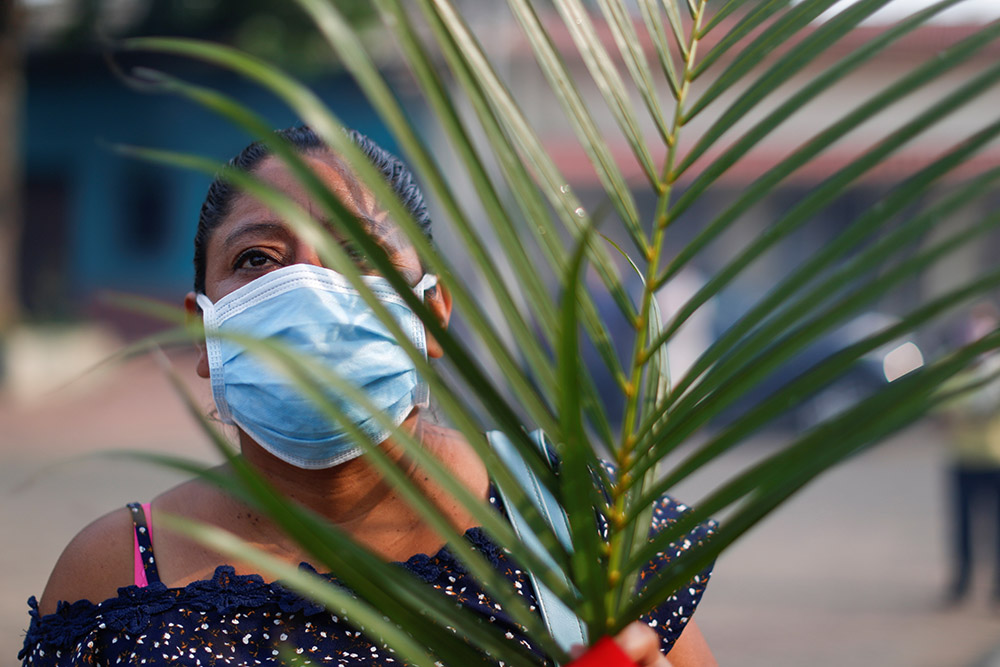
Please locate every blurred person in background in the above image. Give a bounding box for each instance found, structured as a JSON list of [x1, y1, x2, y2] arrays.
[[939, 301, 1000, 605]]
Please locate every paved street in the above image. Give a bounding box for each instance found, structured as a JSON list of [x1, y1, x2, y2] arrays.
[[2, 349, 1000, 665]]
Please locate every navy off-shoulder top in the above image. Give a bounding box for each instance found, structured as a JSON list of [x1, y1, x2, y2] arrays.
[[20, 478, 715, 666]]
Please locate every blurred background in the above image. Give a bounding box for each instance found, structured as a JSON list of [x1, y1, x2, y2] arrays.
[[4, 0, 1000, 664]]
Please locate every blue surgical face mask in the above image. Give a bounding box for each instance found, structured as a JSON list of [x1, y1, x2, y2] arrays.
[[196, 264, 437, 469]]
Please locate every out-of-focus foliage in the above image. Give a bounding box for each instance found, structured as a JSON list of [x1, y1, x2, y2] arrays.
[[24, 0, 378, 74]]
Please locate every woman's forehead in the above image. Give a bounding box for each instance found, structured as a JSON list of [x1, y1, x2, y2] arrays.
[[214, 152, 420, 269], [252, 153, 375, 214], [224, 154, 397, 241]]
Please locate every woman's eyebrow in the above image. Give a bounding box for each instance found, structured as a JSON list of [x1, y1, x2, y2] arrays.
[[221, 221, 292, 250]]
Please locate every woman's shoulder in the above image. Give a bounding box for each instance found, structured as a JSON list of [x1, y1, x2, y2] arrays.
[[36, 506, 135, 616]]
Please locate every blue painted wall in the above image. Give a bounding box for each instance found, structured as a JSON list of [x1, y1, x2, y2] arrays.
[[21, 58, 400, 327]]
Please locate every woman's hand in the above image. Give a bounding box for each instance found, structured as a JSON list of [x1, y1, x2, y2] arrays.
[[567, 622, 667, 667], [568, 620, 715, 667], [612, 621, 670, 667], [616, 618, 717, 667]]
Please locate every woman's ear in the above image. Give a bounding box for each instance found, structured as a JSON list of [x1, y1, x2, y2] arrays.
[[424, 280, 452, 359], [184, 292, 211, 379]]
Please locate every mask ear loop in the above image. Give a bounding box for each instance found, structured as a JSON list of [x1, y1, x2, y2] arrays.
[[196, 293, 236, 425], [413, 274, 438, 298]]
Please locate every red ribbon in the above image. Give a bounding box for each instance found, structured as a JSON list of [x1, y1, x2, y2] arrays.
[[565, 636, 638, 667]]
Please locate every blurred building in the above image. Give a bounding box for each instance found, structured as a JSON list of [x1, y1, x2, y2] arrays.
[[15, 0, 402, 335], [12, 2, 1000, 351]]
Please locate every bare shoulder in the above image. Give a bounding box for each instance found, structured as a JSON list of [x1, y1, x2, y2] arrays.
[[668, 619, 717, 667], [37, 506, 135, 616]]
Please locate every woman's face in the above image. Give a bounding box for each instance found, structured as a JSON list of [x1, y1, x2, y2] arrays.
[[186, 151, 450, 376], [200, 152, 424, 303]]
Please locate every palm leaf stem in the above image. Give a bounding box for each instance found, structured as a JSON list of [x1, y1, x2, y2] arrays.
[[606, 0, 706, 628], [613, 293, 669, 616]]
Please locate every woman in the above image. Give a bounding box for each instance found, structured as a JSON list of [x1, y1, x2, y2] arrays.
[[20, 127, 716, 666]]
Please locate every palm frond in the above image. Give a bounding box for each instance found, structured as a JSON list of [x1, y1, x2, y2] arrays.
[[110, 0, 1000, 661]]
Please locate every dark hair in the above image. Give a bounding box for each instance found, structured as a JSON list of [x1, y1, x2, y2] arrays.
[[193, 125, 432, 294]]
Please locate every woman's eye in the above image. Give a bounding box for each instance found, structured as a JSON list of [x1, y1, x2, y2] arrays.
[[235, 249, 279, 270]]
